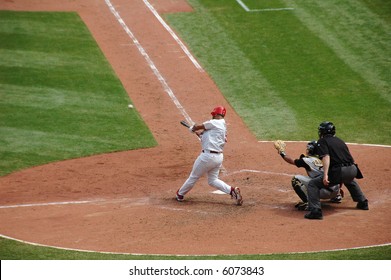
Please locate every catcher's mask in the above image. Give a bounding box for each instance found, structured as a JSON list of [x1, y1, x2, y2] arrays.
[[211, 106, 226, 117], [318, 121, 335, 137], [306, 140, 317, 156]]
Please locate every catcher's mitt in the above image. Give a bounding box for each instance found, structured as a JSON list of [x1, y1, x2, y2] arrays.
[[274, 140, 286, 154]]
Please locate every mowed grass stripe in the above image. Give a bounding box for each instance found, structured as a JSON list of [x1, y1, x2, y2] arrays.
[[166, 0, 390, 144], [166, 1, 298, 139], [283, 0, 391, 103], [0, 11, 156, 176], [0, 49, 106, 73], [0, 84, 125, 113]]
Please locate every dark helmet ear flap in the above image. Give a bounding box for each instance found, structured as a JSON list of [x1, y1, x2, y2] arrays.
[[318, 121, 336, 137]]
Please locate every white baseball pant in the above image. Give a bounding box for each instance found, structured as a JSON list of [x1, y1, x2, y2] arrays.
[[178, 152, 232, 196]]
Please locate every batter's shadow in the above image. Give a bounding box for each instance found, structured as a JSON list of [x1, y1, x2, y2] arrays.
[[155, 195, 257, 211], [170, 196, 254, 207]]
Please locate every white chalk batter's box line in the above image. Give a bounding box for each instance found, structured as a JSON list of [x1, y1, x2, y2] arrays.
[[105, 0, 195, 125], [0, 197, 151, 210], [236, 0, 294, 12], [0, 166, 295, 209]]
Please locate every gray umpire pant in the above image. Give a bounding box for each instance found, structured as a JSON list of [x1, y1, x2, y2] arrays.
[[307, 165, 367, 210]]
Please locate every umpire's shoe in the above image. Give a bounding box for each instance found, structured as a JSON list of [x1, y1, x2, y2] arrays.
[[304, 208, 323, 220], [356, 199, 369, 210]]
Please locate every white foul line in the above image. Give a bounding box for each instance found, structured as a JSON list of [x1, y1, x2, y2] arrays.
[[258, 140, 391, 148], [236, 0, 250, 11], [0, 167, 292, 209], [142, 0, 204, 72], [236, 0, 294, 12], [0, 200, 102, 209], [226, 169, 294, 177], [104, 0, 193, 124]]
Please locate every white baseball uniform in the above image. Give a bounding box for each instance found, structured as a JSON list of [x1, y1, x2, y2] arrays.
[[177, 118, 232, 196]]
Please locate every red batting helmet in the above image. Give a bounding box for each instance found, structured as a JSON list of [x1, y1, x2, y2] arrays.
[[211, 106, 226, 117]]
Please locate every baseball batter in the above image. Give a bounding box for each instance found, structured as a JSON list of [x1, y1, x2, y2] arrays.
[[274, 140, 343, 210], [176, 106, 243, 205]]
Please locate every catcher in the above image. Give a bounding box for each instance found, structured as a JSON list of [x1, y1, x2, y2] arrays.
[[274, 140, 343, 210]]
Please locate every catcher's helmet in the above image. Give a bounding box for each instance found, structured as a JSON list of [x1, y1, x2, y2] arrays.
[[306, 140, 317, 156], [211, 106, 226, 117], [318, 121, 336, 137]]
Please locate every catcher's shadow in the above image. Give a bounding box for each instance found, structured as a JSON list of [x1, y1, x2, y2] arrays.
[[271, 201, 354, 220]]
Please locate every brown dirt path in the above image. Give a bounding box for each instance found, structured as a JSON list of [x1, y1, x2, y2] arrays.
[[0, 0, 390, 255]]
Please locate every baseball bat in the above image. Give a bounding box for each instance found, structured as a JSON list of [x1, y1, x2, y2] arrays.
[[180, 120, 201, 139], [180, 120, 191, 128]]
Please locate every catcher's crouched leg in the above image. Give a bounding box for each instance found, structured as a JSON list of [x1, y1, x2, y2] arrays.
[[291, 177, 308, 203], [320, 184, 343, 203]]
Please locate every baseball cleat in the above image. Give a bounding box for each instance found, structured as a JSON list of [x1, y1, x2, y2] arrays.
[[176, 190, 184, 202], [231, 187, 243, 206], [304, 209, 323, 220], [330, 194, 343, 203], [295, 201, 306, 208], [356, 199, 369, 210], [295, 201, 309, 211]]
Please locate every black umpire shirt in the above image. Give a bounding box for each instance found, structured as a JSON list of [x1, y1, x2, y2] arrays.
[[316, 135, 354, 168]]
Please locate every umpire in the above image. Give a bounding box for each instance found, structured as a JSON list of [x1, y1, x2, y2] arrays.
[[305, 121, 369, 220]]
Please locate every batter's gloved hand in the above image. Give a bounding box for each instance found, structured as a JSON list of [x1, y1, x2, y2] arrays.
[[274, 140, 286, 156]]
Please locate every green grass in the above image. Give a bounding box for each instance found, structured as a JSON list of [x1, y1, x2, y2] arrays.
[[0, 237, 389, 260], [165, 0, 391, 143], [0, 11, 157, 176], [0, 2, 390, 260]]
